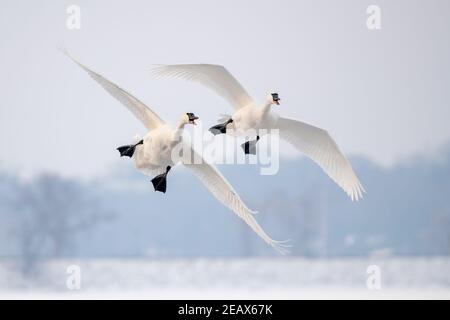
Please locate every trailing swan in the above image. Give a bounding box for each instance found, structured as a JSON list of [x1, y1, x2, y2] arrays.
[[63, 52, 289, 254], [151, 64, 365, 201]]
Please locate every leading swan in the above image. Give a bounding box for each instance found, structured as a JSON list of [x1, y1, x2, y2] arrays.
[[151, 64, 365, 201], [63, 52, 289, 254]]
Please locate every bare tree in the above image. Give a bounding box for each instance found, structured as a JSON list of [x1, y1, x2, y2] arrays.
[[12, 174, 113, 276]]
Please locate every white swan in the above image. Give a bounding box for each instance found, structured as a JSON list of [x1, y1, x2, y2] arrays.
[[150, 64, 365, 201], [64, 53, 289, 254]]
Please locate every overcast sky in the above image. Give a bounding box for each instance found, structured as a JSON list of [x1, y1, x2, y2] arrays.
[[1, 0, 449, 179]]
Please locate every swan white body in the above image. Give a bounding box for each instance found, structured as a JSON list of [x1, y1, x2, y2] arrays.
[[151, 64, 365, 201], [227, 102, 279, 134], [133, 125, 176, 176], [64, 52, 289, 254]]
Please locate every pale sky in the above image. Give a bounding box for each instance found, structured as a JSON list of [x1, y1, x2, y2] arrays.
[[1, 0, 449, 178]]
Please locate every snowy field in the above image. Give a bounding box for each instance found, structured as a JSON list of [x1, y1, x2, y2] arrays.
[[1, 257, 450, 299]]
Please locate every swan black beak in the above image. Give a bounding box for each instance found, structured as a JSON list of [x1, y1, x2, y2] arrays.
[[271, 93, 281, 105], [187, 112, 199, 125]]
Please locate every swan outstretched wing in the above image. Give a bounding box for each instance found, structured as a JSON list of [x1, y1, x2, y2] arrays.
[[150, 64, 253, 110], [277, 117, 365, 201], [64, 50, 164, 130], [183, 149, 290, 254]]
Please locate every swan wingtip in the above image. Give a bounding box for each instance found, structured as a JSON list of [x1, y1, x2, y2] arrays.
[[272, 239, 292, 255]]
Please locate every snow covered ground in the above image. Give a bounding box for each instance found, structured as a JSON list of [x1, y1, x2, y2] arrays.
[[1, 257, 450, 299]]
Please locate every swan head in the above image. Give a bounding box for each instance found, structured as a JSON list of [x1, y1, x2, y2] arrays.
[[268, 92, 281, 105], [184, 112, 199, 125]]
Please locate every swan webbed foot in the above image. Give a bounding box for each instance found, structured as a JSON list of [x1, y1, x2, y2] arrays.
[[241, 136, 260, 155], [151, 166, 171, 193], [117, 140, 143, 158], [117, 145, 135, 158], [209, 119, 233, 135]]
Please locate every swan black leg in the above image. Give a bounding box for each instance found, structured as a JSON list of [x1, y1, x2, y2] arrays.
[[151, 166, 171, 193], [241, 136, 260, 155], [117, 140, 143, 158], [209, 119, 233, 135]]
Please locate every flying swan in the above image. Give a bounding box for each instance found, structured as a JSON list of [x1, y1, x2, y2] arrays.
[[150, 64, 365, 201], [63, 52, 289, 254]]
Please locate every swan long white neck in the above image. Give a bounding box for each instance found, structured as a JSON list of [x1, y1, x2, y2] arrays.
[[261, 100, 273, 118], [172, 119, 187, 142]]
